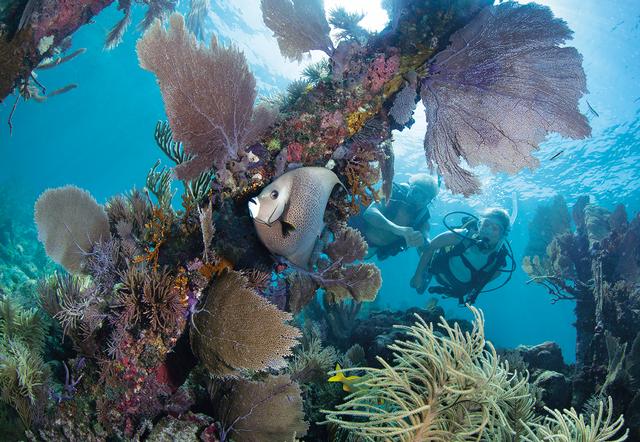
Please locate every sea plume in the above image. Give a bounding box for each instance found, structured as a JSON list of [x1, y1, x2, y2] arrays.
[[421, 2, 591, 196], [324, 307, 628, 441], [137, 14, 276, 181], [261, 0, 334, 61], [34, 186, 110, 274], [106, 0, 178, 49], [185, 0, 209, 41], [190, 271, 301, 377], [0, 297, 49, 427]]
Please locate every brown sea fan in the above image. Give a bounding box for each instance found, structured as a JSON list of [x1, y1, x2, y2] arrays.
[[325, 222, 368, 264], [137, 14, 276, 181], [325, 262, 382, 303], [287, 272, 319, 314], [190, 271, 301, 377], [215, 374, 309, 442], [34, 185, 111, 274], [421, 2, 591, 196]]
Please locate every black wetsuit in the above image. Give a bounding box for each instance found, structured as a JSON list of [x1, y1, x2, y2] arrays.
[[427, 226, 509, 304]]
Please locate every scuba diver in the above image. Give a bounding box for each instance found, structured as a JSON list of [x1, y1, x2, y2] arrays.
[[410, 208, 516, 305], [349, 174, 439, 261]]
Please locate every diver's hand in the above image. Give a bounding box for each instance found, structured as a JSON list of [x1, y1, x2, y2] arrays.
[[399, 226, 424, 248]]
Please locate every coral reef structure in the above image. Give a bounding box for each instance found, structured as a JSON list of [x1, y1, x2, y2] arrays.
[[0, 0, 607, 439], [524, 196, 640, 439]]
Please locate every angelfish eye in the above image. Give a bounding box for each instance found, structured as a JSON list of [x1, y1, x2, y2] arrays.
[[270, 190, 279, 199]]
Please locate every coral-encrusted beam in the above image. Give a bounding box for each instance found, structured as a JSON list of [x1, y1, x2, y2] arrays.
[[0, 0, 114, 102]]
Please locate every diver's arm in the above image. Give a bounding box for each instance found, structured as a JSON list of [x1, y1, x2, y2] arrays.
[[363, 206, 423, 248], [413, 231, 462, 280], [416, 224, 431, 255], [362, 205, 406, 235]]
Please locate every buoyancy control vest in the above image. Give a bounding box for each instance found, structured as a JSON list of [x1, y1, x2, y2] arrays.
[[427, 221, 508, 303]]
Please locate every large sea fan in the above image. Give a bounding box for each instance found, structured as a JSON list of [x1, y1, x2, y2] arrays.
[[190, 271, 301, 377], [34, 186, 110, 274], [137, 14, 276, 181], [421, 2, 591, 196], [261, 0, 334, 61]]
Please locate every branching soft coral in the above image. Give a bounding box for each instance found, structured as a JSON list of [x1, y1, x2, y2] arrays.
[[287, 323, 338, 383], [115, 265, 185, 337], [324, 307, 628, 441], [0, 296, 49, 428], [523, 397, 627, 442], [421, 2, 591, 196], [137, 14, 277, 182], [38, 272, 93, 337]]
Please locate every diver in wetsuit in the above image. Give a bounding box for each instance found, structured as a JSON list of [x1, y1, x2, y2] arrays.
[[349, 174, 439, 261], [410, 208, 514, 305]]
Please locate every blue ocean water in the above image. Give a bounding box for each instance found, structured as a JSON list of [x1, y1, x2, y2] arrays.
[[1, 0, 639, 366]]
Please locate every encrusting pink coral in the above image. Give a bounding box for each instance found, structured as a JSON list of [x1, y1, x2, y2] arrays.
[[364, 53, 400, 93]]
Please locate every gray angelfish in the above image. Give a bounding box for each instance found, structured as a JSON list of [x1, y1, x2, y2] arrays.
[[248, 167, 342, 269]]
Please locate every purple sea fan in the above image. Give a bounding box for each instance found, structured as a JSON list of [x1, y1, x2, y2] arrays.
[[421, 2, 591, 196], [261, 0, 334, 61], [137, 14, 277, 181]]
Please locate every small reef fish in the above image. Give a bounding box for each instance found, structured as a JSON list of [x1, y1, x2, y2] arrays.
[[549, 150, 564, 160], [249, 166, 343, 269], [586, 100, 599, 118], [328, 364, 361, 392], [328, 364, 385, 404]]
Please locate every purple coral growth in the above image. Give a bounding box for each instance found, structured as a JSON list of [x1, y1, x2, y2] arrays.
[[389, 81, 417, 126], [421, 2, 591, 196], [261, 274, 289, 311], [83, 237, 121, 294], [50, 358, 85, 404]]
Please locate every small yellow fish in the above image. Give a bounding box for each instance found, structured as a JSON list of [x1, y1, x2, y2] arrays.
[[328, 363, 361, 392]]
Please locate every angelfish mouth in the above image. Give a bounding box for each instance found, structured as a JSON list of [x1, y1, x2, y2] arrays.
[[248, 198, 260, 219]]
